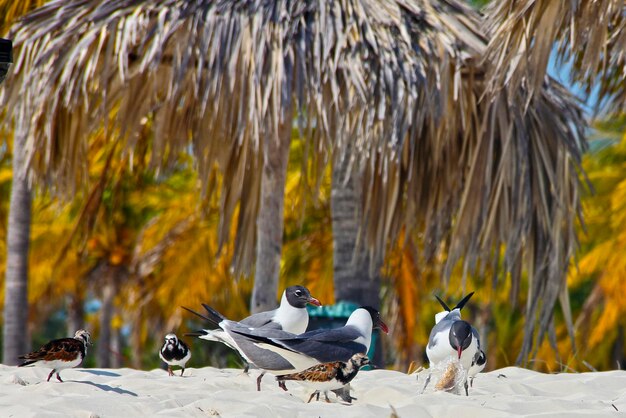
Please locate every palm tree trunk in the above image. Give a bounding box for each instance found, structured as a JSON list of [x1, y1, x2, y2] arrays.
[[250, 118, 292, 313], [331, 154, 381, 309], [2, 133, 32, 365], [66, 292, 85, 335], [97, 273, 116, 368], [131, 311, 143, 369], [331, 153, 383, 366]]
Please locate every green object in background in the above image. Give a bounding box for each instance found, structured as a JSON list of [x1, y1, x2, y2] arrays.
[[306, 300, 360, 318], [306, 301, 379, 367]]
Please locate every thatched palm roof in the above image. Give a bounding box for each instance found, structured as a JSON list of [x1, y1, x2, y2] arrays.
[[2, 0, 586, 363], [484, 0, 626, 113]]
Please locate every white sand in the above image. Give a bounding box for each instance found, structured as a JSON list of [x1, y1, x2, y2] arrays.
[[1, 365, 625, 417]]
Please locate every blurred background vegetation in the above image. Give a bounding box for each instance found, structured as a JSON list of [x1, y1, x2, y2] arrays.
[[1, 0, 625, 374]]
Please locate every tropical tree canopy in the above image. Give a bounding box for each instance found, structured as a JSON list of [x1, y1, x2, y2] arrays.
[[1, 0, 586, 362]]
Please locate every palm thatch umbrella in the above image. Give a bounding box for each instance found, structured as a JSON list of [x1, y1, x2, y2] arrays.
[[484, 0, 626, 113], [2, 0, 586, 364]]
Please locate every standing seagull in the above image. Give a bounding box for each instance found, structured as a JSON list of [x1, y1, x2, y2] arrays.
[[277, 353, 370, 403], [184, 285, 321, 389], [426, 292, 481, 395], [159, 333, 191, 376], [18, 330, 92, 382], [230, 306, 388, 374]]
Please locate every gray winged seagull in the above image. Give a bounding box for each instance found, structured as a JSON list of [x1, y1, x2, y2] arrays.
[[184, 285, 321, 389], [425, 292, 482, 395], [228, 306, 388, 390]]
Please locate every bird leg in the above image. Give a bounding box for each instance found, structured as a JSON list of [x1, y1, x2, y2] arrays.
[[464, 380, 469, 396], [47, 370, 56, 382], [421, 373, 432, 394], [243, 362, 250, 374], [180, 368, 185, 377], [56, 373, 63, 383], [167, 366, 174, 377], [324, 391, 331, 403], [256, 372, 265, 391], [307, 392, 317, 403], [278, 380, 288, 391]]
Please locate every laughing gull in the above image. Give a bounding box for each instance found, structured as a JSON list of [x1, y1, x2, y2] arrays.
[[230, 306, 388, 374], [426, 292, 481, 395], [277, 353, 370, 403], [184, 285, 321, 389]]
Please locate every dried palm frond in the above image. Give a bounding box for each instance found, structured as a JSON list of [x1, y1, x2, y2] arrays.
[[483, 0, 626, 113], [0, 0, 586, 363]]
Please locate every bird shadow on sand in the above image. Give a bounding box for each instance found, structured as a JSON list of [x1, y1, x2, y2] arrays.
[[72, 380, 138, 396], [78, 370, 121, 377]]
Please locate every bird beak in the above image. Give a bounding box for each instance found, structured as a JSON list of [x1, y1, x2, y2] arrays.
[[457, 346, 463, 359], [307, 297, 322, 307], [378, 320, 389, 334]]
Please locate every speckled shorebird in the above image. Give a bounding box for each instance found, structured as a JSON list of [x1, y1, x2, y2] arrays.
[[18, 329, 92, 382]]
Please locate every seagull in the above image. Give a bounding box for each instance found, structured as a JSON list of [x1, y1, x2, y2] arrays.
[[159, 333, 191, 376], [183, 285, 321, 389], [426, 292, 481, 395], [277, 353, 370, 403], [18, 329, 92, 382], [229, 306, 388, 377], [468, 349, 486, 388]]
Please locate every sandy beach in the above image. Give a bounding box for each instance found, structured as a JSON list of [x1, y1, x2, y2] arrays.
[[1, 364, 624, 417]]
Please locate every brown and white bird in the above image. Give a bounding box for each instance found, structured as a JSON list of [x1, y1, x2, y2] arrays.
[[277, 353, 370, 403], [159, 334, 191, 376], [18, 329, 92, 382]]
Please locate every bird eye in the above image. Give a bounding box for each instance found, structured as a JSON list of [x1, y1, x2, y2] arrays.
[[295, 290, 302, 296]]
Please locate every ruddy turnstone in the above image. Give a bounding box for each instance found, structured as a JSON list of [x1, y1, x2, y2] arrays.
[[159, 333, 191, 376], [184, 285, 321, 389], [277, 353, 370, 403], [426, 292, 482, 395], [18, 329, 91, 382]]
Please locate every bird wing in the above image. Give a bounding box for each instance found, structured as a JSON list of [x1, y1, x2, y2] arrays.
[[20, 338, 81, 362], [231, 325, 367, 363], [427, 318, 453, 349], [278, 362, 341, 382], [239, 309, 279, 329]]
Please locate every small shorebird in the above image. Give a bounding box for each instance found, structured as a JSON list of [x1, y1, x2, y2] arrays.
[[18, 329, 92, 382], [159, 333, 191, 376], [469, 349, 486, 387], [277, 353, 370, 403]]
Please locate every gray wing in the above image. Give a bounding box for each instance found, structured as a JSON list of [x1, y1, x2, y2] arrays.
[[229, 333, 295, 371], [239, 309, 280, 329], [219, 321, 295, 371], [427, 318, 452, 349], [231, 325, 367, 363], [427, 310, 463, 349]]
